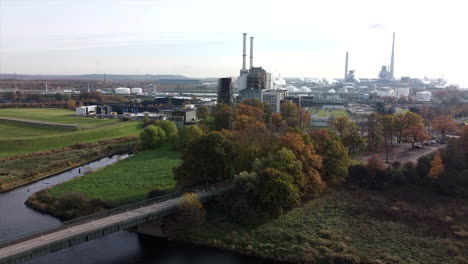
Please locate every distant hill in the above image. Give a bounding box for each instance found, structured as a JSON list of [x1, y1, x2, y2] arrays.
[[0, 74, 190, 81]]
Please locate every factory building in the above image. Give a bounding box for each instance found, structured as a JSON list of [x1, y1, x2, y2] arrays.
[[262, 90, 288, 113], [415, 91, 432, 102], [75, 105, 97, 116], [218, 78, 233, 106], [237, 33, 273, 106]]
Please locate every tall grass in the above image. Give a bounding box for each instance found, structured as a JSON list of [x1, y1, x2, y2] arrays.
[[48, 145, 180, 206]]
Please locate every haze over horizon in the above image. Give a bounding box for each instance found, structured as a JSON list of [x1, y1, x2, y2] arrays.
[[1, 0, 467, 86]]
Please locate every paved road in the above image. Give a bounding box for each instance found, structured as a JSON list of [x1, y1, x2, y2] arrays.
[[355, 142, 446, 165], [0, 189, 218, 262]]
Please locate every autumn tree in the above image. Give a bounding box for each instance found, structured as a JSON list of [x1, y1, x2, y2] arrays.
[[394, 111, 424, 144], [66, 100, 76, 110], [367, 154, 386, 171], [366, 113, 382, 151], [212, 103, 231, 130], [233, 124, 278, 173], [241, 98, 272, 122], [196, 105, 210, 120], [233, 103, 265, 130], [342, 123, 365, 153], [403, 123, 430, 149], [331, 117, 353, 138], [139, 125, 166, 149], [271, 112, 284, 131], [280, 101, 309, 129], [310, 129, 350, 183], [429, 152, 444, 179], [381, 114, 395, 163], [174, 132, 235, 188], [279, 132, 325, 197], [432, 116, 458, 141]]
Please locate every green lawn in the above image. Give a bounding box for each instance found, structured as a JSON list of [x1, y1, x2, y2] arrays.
[[183, 190, 468, 264], [0, 108, 119, 129], [0, 121, 142, 157], [0, 119, 71, 139], [309, 108, 349, 118], [48, 145, 180, 206]]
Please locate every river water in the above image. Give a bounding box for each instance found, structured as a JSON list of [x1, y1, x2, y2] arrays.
[[0, 155, 266, 264]]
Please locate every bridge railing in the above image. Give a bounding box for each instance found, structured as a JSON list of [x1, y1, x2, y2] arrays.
[[0, 181, 231, 249]]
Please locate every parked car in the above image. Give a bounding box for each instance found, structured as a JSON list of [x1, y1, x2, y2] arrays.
[[414, 145, 422, 149], [430, 140, 437, 144]]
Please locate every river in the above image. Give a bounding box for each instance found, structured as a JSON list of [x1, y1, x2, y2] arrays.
[[0, 155, 266, 264]]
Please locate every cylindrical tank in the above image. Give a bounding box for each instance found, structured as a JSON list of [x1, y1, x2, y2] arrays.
[[115, 87, 131, 95], [131, 88, 143, 94]]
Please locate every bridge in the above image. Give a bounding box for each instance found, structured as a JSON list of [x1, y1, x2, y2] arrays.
[[0, 182, 230, 264]]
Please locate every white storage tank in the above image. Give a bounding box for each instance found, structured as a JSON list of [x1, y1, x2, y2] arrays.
[[115, 87, 131, 95], [415, 91, 432, 102], [131, 88, 143, 95]]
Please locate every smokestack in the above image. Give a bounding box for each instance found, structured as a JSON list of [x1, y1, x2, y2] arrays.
[[250, 36, 254, 69], [345, 52, 349, 81], [242, 33, 247, 71], [390, 32, 395, 80]]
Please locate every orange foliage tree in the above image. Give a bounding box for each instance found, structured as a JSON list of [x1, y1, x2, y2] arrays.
[[279, 132, 325, 197], [403, 123, 430, 149], [432, 116, 458, 140], [429, 151, 444, 179]]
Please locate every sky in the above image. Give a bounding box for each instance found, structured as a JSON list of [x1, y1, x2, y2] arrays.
[[0, 0, 467, 86]]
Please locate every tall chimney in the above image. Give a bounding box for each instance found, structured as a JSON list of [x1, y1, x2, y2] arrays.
[[390, 32, 395, 80], [242, 33, 247, 71], [345, 52, 349, 81], [250, 36, 254, 69]]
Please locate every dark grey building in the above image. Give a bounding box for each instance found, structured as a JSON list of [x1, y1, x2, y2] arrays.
[[218, 78, 233, 106]]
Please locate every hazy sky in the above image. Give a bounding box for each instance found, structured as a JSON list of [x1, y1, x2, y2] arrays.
[[0, 0, 467, 86]]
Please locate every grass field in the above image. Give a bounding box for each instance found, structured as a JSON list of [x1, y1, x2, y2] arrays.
[[0, 119, 71, 139], [0, 108, 143, 157], [0, 108, 119, 129], [48, 145, 180, 206], [0, 121, 142, 157], [309, 108, 349, 118], [182, 189, 468, 264]]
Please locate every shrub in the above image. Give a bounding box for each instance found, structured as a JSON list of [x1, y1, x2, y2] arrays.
[[139, 125, 166, 149]]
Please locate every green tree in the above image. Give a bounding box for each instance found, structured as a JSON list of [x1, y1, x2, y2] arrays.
[[158, 120, 178, 136], [177, 125, 204, 150], [164, 192, 206, 237], [310, 129, 350, 183], [139, 125, 166, 149], [196, 105, 210, 120], [174, 132, 235, 188]]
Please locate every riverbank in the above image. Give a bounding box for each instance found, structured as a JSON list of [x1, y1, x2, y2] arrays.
[[0, 136, 139, 192], [177, 188, 468, 264]]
